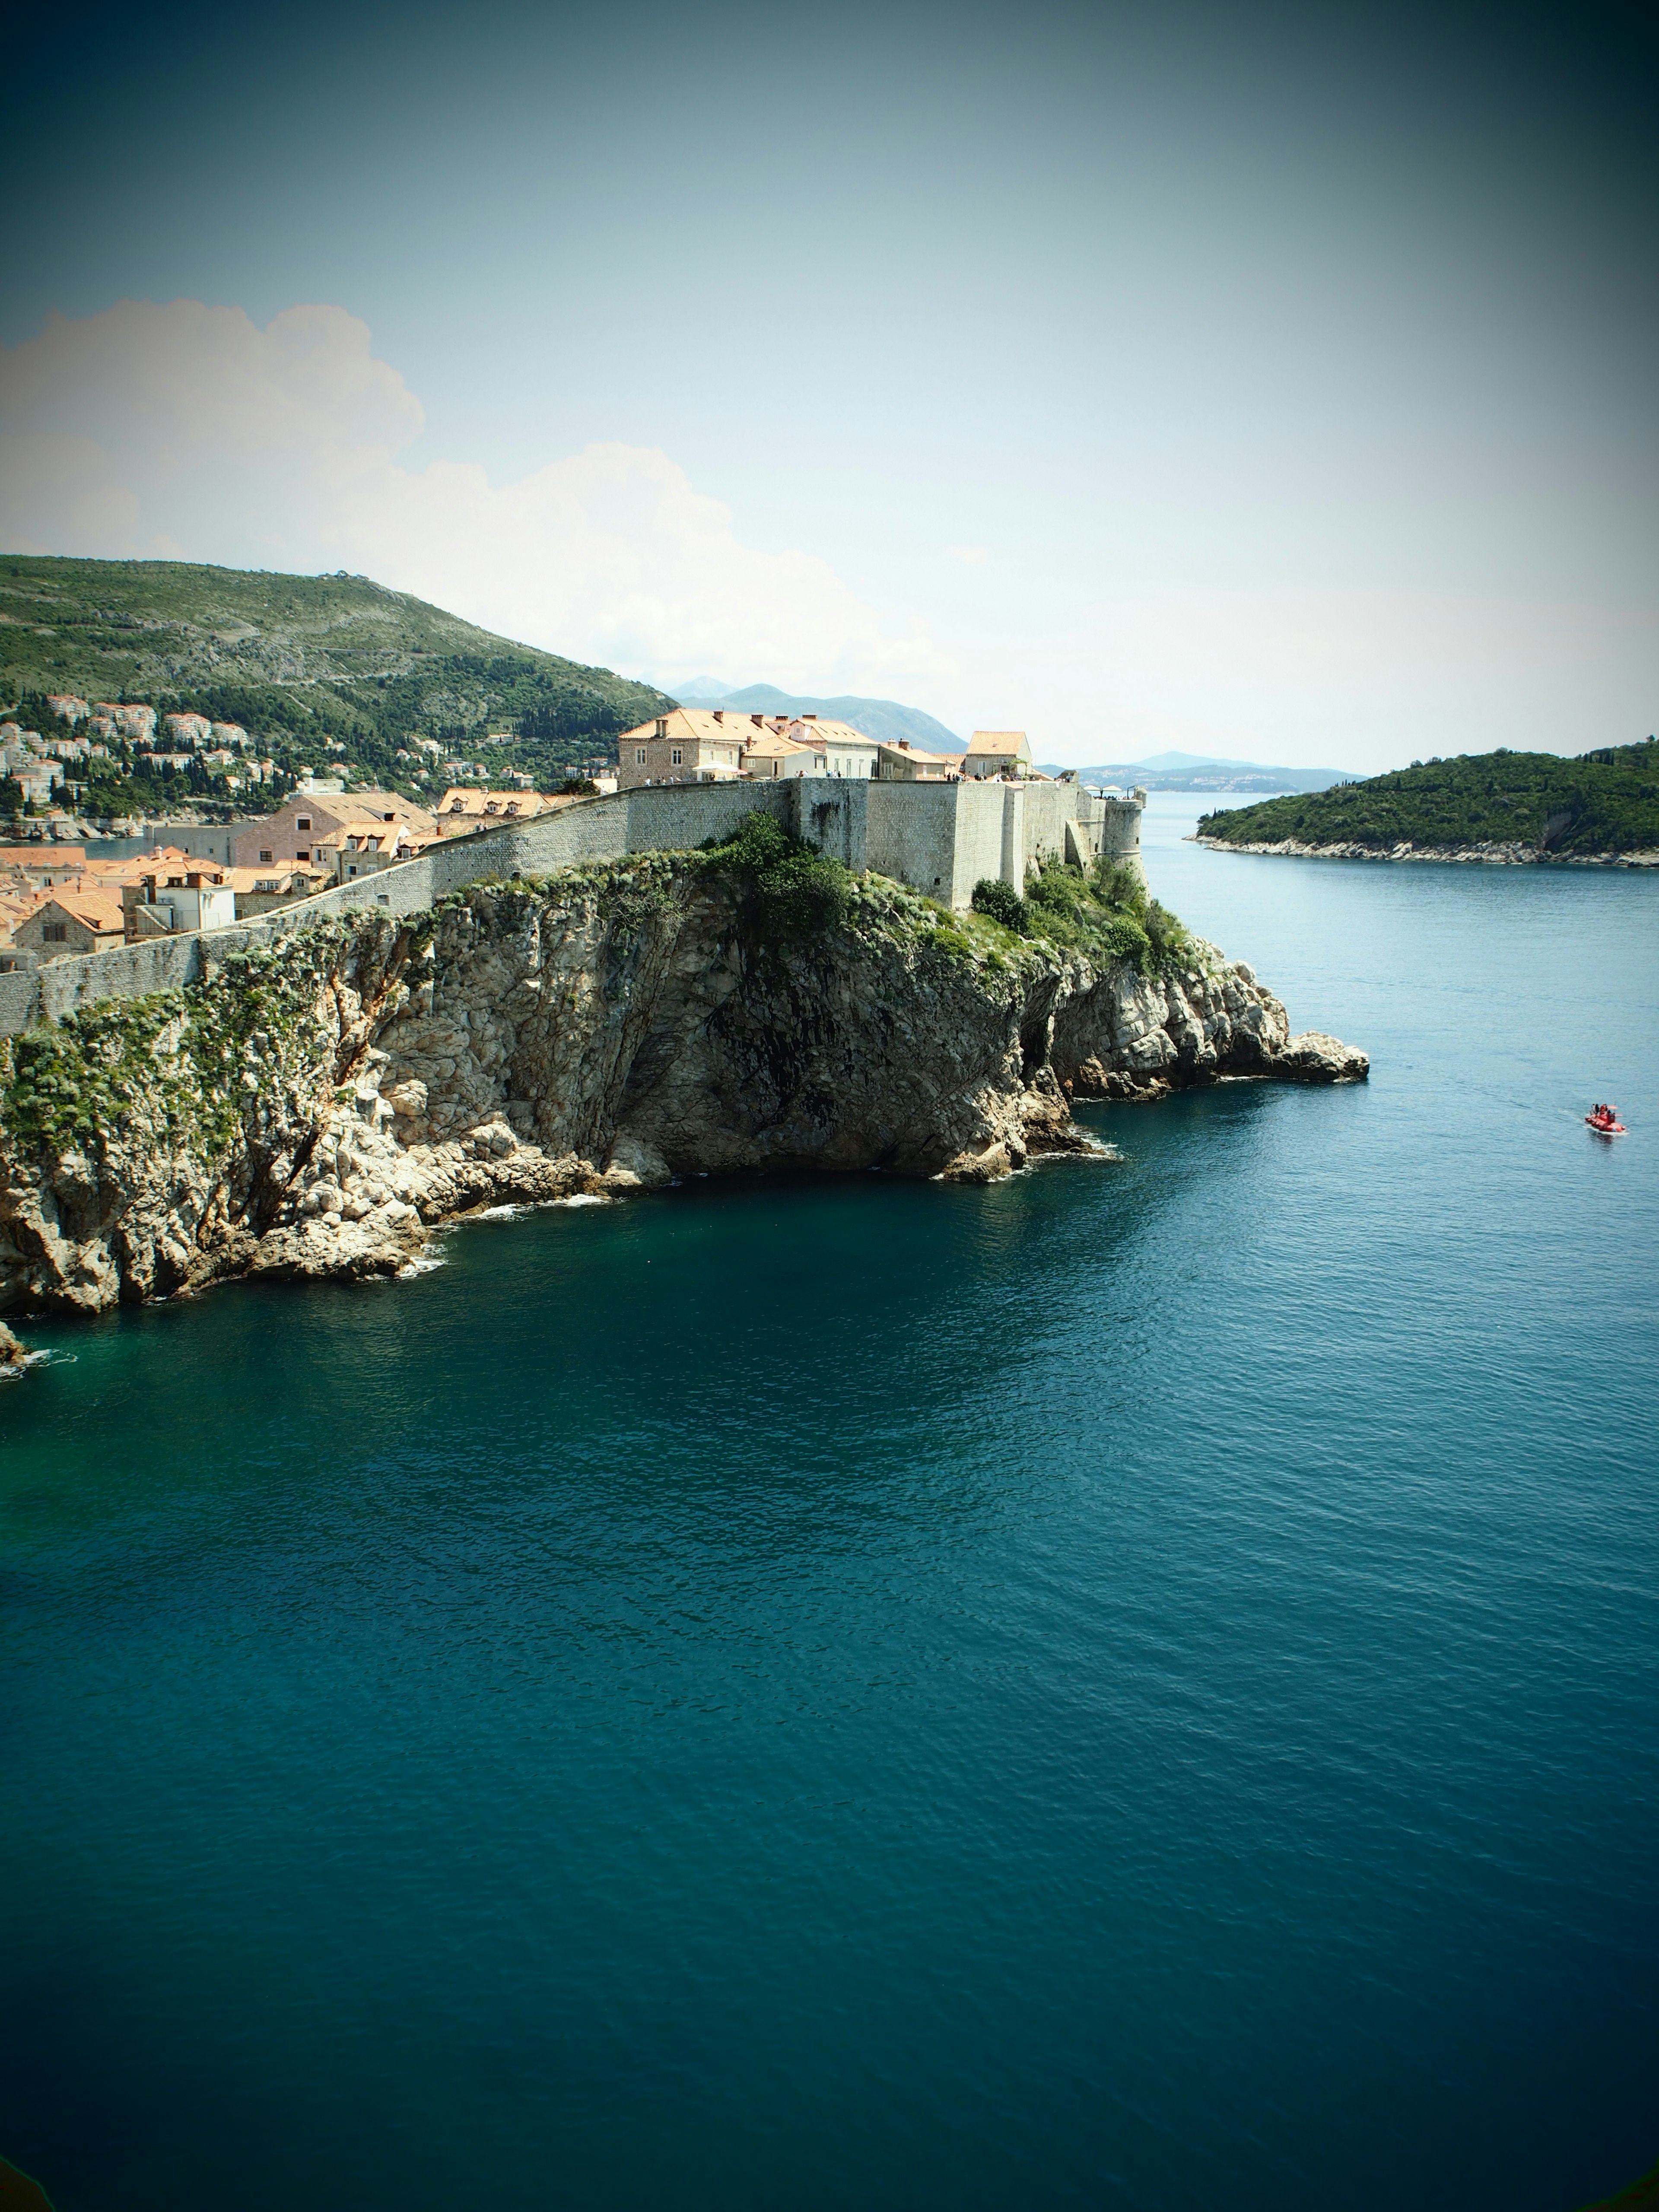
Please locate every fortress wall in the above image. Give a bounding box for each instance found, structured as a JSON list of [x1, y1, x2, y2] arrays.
[[865, 782, 966, 902], [951, 783, 1020, 906], [1, 777, 1146, 1035]]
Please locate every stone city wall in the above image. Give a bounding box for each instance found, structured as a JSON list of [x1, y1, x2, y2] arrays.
[[1, 777, 1142, 1036]]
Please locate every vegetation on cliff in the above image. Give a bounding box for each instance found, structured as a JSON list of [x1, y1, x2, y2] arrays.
[[0, 555, 674, 805], [972, 857, 1192, 974], [1197, 740, 1659, 857]]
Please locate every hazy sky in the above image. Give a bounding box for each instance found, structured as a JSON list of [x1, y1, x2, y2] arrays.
[[2, 0, 1655, 769]]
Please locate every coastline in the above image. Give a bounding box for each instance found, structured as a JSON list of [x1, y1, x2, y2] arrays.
[[1192, 834, 1659, 869], [0, 856, 1365, 1321]]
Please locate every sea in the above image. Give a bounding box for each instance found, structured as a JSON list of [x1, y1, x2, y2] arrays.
[[3, 796, 1656, 2211]]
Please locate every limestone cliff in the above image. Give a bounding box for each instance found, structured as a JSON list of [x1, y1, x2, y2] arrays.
[[0, 855, 1365, 1315]]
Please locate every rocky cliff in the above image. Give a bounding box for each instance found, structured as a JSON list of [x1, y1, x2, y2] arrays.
[[0, 855, 1365, 1316]]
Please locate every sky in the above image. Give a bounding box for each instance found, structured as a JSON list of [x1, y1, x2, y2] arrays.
[[1, 0, 1655, 772]]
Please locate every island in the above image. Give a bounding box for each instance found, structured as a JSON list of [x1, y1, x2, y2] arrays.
[[1195, 740, 1659, 867]]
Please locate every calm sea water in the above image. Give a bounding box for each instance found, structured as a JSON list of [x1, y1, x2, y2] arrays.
[[3, 799, 1656, 2211]]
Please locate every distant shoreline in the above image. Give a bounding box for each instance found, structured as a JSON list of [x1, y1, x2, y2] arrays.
[[1192, 834, 1659, 870]]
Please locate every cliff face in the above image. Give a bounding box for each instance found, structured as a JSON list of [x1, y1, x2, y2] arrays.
[[0, 857, 1365, 1315]]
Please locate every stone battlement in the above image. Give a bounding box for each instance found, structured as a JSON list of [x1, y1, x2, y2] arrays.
[[0, 777, 1144, 1036]]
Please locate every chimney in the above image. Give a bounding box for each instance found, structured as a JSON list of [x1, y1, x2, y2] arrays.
[[713, 709, 724, 723], [655, 717, 667, 739]]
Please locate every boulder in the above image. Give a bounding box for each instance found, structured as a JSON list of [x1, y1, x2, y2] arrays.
[[1274, 1032, 1370, 1084]]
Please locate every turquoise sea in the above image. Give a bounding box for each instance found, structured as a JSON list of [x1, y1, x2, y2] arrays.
[[3, 798, 1656, 2210]]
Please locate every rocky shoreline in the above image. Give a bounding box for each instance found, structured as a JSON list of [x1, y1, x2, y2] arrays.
[[0, 856, 1365, 1320], [1194, 833, 1659, 868]]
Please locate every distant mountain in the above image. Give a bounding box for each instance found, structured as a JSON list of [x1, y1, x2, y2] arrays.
[[1055, 753, 1354, 795], [669, 683, 961, 753], [661, 675, 740, 700]]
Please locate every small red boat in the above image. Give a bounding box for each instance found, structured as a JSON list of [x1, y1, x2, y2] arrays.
[[1586, 1107, 1627, 1135]]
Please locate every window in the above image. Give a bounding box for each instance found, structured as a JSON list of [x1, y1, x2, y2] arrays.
[[258, 849, 273, 864], [296, 816, 311, 830], [43, 923, 67, 942], [296, 849, 310, 861], [635, 749, 646, 766], [671, 747, 683, 766]]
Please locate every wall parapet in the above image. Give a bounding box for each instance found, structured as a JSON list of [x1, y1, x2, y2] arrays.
[[0, 776, 1141, 1036]]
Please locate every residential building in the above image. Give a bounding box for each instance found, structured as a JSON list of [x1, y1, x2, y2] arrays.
[[317, 821, 427, 882], [963, 730, 1033, 779], [45, 695, 89, 724], [740, 729, 827, 779], [164, 712, 214, 747], [791, 717, 879, 778], [223, 864, 330, 917], [14, 887, 128, 959], [232, 791, 435, 869], [432, 788, 553, 834], [874, 739, 964, 781], [0, 846, 88, 892], [617, 709, 750, 790], [122, 861, 238, 941], [94, 702, 158, 743]]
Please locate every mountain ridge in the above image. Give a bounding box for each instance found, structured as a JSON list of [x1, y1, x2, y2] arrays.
[[0, 555, 673, 792]]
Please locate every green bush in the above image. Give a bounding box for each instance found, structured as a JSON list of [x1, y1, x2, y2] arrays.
[[700, 810, 852, 940], [1015, 856, 1186, 976], [972, 877, 1027, 932]]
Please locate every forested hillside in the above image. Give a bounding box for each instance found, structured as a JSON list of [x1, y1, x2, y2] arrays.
[[0, 556, 673, 804], [1198, 741, 1659, 858]]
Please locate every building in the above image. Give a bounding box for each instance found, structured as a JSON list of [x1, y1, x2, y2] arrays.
[[318, 821, 431, 882], [225, 863, 332, 918], [232, 791, 436, 870], [874, 739, 963, 781], [963, 730, 1033, 779], [93, 702, 158, 743], [45, 695, 89, 725], [617, 709, 748, 789], [432, 788, 553, 835], [794, 718, 879, 777], [13, 887, 127, 960], [739, 729, 827, 779], [12, 765, 64, 805], [121, 860, 238, 941], [0, 845, 88, 892]]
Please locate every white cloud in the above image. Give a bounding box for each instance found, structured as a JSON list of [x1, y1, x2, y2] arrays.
[[0, 298, 953, 693], [946, 543, 988, 566]]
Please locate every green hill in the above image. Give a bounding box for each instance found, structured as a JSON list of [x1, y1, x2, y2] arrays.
[[0, 556, 674, 806], [1197, 741, 1659, 859]]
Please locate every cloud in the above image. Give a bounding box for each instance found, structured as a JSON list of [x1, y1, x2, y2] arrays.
[[0, 298, 953, 692], [946, 544, 988, 566]]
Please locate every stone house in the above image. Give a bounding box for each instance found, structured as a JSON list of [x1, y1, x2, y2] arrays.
[[224, 864, 332, 918], [13, 887, 127, 960], [963, 730, 1033, 779], [617, 709, 749, 789], [432, 788, 551, 834], [232, 790, 435, 870]]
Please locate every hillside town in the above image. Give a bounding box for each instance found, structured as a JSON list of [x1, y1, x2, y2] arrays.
[[0, 699, 1100, 972]]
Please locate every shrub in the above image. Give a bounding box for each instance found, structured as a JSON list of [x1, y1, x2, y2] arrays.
[[971, 877, 1027, 932], [701, 809, 852, 940]]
